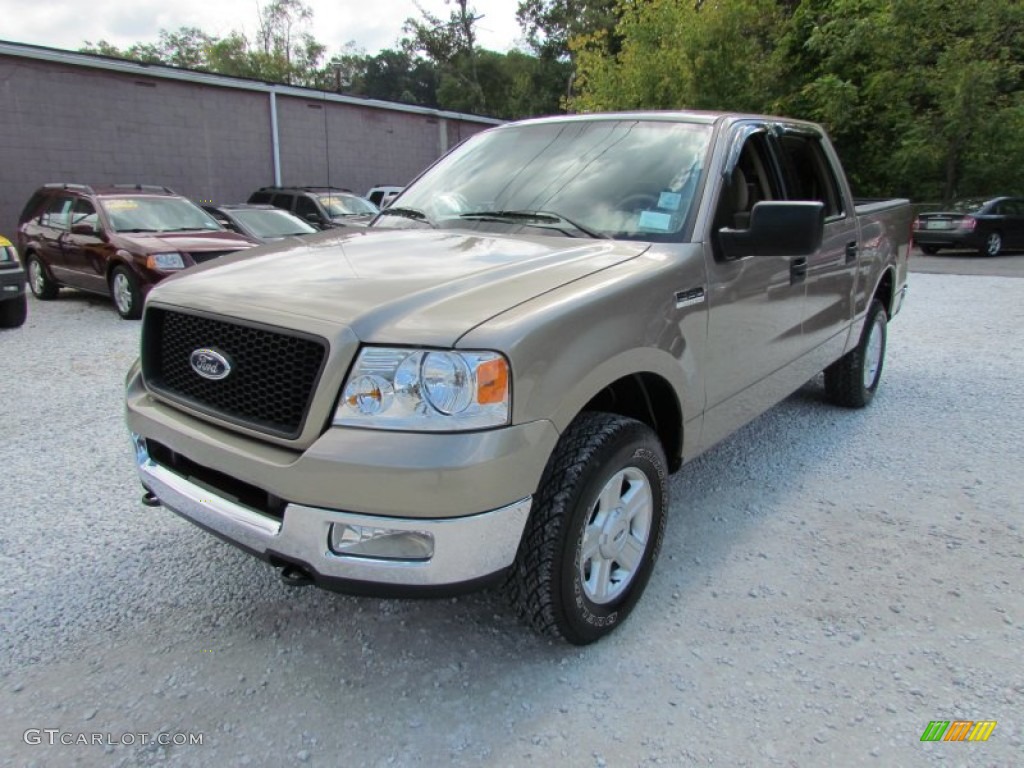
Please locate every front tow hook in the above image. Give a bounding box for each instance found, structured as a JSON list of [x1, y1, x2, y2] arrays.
[[141, 490, 161, 508], [279, 565, 314, 587]]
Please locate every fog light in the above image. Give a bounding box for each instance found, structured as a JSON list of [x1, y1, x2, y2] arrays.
[[132, 433, 150, 465], [328, 523, 434, 561]]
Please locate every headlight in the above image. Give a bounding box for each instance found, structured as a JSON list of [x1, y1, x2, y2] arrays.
[[147, 252, 185, 270], [334, 347, 510, 431]]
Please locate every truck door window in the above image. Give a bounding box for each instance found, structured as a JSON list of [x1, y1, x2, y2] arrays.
[[713, 133, 781, 235], [71, 199, 98, 231], [777, 134, 845, 219]]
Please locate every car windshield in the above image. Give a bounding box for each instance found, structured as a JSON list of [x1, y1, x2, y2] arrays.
[[318, 194, 378, 217], [100, 197, 222, 233], [375, 119, 713, 241], [950, 199, 987, 213], [230, 209, 317, 237]]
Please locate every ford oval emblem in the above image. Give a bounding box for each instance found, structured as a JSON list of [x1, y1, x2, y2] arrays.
[[190, 348, 232, 380]]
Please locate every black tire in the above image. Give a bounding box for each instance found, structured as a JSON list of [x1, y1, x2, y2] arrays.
[[920, 245, 939, 255], [0, 294, 27, 328], [110, 265, 142, 320], [825, 298, 887, 408], [26, 254, 59, 300], [980, 232, 1002, 257], [505, 412, 668, 645]]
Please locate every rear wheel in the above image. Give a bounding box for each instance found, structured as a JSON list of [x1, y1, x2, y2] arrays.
[[825, 298, 887, 408], [110, 266, 142, 320], [919, 245, 939, 255], [0, 295, 27, 328], [505, 412, 668, 645], [981, 232, 1002, 257], [27, 255, 59, 300]]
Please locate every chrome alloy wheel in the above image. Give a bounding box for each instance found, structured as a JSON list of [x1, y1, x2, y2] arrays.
[[29, 259, 45, 295], [985, 233, 1002, 257], [112, 271, 133, 315], [578, 467, 653, 604], [863, 312, 885, 390]]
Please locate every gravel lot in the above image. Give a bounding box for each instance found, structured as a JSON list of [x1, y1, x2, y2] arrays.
[[1, 271, 1022, 767]]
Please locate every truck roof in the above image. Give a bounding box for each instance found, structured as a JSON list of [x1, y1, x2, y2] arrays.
[[506, 110, 823, 131]]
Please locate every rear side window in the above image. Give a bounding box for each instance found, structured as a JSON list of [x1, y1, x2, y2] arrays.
[[294, 196, 319, 220], [249, 191, 273, 204], [776, 134, 845, 219], [41, 195, 74, 230], [271, 193, 294, 211]]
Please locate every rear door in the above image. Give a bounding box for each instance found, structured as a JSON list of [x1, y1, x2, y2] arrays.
[[772, 127, 859, 356], [61, 199, 109, 293], [36, 194, 75, 274]]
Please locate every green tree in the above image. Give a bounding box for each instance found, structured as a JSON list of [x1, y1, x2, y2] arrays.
[[403, 0, 486, 112], [571, 0, 785, 113]]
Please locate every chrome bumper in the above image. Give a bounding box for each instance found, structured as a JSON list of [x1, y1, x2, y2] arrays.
[[133, 435, 531, 589]]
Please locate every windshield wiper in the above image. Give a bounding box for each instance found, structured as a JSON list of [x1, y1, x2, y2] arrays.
[[375, 207, 435, 228], [456, 210, 608, 239]]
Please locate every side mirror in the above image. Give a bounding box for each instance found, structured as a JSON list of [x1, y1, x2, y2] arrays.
[[71, 223, 99, 237], [718, 201, 825, 260]]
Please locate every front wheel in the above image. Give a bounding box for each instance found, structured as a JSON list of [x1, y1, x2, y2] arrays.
[[825, 298, 887, 408], [110, 266, 142, 320], [505, 412, 668, 645], [980, 232, 1002, 257]]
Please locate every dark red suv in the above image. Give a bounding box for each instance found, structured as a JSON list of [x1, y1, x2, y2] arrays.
[[17, 184, 259, 319]]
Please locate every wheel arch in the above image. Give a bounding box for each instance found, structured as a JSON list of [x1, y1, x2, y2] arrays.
[[579, 372, 684, 472], [872, 266, 896, 318]]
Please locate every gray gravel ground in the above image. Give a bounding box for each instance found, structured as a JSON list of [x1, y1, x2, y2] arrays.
[[1, 273, 1022, 767]]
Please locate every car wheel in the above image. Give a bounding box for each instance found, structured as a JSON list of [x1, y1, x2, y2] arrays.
[[824, 298, 887, 408], [980, 232, 1002, 257], [110, 266, 142, 320], [505, 412, 668, 645], [0, 295, 27, 328], [26, 254, 59, 300], [919, 245, 939, 255]]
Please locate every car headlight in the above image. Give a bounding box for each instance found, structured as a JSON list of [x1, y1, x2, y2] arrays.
[[334, 347, 510, 431], [146, 252, 185, 270]]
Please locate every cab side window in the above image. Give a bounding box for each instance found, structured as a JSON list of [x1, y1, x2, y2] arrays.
[[71, 199, 99, 232], [714, 133, 781, 233], [776, 134, 845, 219], [294, 196, 319, 222], [41, 196, 74, 230]]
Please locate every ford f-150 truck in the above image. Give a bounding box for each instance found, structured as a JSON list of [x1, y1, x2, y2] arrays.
[[126, 112, 911, 644]]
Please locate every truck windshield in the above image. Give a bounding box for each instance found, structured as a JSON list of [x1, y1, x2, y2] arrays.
[[376, 119, 712, 241]]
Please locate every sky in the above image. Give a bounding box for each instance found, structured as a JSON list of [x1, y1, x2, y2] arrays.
[[0, 0, 527, 59]]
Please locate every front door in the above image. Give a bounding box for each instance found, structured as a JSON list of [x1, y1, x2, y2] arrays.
[[700, 126, 809, 451]]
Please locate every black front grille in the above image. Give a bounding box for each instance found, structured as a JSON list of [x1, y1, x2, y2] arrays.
[[189, 250, 239, 264], [142, 308, 328, 439]]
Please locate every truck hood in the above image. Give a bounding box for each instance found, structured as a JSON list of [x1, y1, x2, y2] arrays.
[[149, 228, 649, 344]]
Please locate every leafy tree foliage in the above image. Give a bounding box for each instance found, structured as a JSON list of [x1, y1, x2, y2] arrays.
[[571, 0, 1024, 202]]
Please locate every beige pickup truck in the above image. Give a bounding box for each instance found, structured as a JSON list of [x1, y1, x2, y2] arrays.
[[126, 112, 911, 644]]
